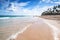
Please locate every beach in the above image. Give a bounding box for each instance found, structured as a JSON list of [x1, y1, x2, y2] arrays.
[[0, 17, 38, 40], [0, 17, 60, 40], [15, 17, 60, 40], [15, 18, 54, 40]]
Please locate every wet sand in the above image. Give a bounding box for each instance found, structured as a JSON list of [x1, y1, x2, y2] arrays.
[[43, 19, 60, 40], [1, 17, 60, 40], [15, 18, 54, 40], [0, 17, 37, 40]]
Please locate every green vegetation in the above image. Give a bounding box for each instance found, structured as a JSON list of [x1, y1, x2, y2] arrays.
[[42, 5, 60, 15]]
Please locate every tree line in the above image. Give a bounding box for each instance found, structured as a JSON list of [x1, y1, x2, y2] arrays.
[[42, 5, 60, 15]]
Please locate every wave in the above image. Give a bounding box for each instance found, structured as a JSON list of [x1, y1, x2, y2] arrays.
[[0, 17, 10, 19], [0, 16, 33, 19]]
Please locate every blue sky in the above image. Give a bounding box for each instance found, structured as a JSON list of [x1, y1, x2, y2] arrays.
[[0, 0, 60, 15]]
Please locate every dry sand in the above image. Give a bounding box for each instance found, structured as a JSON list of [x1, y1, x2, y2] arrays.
[[40, 15, 60, 21]]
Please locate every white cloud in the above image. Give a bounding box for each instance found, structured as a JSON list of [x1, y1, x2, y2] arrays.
[[41, 0, 52, 3], [6, 2, 24, 14], [41, 0, 60, 4], [22, 5, 53, 16], [6, 1, 54, 16], [18, 2, 30, 6], [14, 2, 30, 7], [42, 0, 46, 2], [54, 2, 60, 4], [1, 0, 60, 16]]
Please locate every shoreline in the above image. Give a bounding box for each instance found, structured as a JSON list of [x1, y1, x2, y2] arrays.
[[0, 17, 36, 40], [7, 24, 32, 40], [15, 18, 54, 40]]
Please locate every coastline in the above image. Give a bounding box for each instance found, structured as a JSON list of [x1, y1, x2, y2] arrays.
[[15, 18, 54, 40], [0, 17, 36, 40]]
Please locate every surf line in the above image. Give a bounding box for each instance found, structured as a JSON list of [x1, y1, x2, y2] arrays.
[[43, 19, 59, 40], [7, 24, 32, 40]]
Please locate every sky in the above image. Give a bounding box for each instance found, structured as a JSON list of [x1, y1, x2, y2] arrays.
[[0, 0, 60, 16]]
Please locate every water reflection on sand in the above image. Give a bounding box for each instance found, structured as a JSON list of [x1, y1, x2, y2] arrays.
[[0, 17, 38, 40]]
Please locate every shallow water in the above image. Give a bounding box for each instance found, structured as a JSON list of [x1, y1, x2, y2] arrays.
[[0, 17, 39, 40]]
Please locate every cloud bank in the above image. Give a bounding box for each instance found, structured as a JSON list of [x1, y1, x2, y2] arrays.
[[0, 0, 60, 16]]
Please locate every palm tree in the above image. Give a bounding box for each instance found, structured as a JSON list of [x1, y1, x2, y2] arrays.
[[53, 6, 57, 12], [58, 5, 60, 8]]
